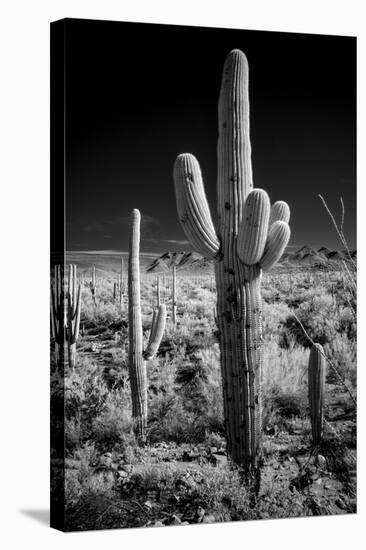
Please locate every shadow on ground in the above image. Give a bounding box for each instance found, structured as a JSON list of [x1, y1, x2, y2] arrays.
[[20, 509, 50, 526]]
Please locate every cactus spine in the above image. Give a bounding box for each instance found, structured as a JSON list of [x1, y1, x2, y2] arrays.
[[128, 209, 167, 440], [51, 264, 82, 370], [173, 50, 290, 474], [308, 343, 326, 445]]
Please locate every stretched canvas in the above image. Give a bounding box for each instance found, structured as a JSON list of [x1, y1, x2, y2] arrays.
[[50, 18, 356, 531]]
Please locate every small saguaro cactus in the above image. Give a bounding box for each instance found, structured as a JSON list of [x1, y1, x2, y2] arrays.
[[121, 256, 126, 292], [173, 50, 291, 474], [128, 209, 167, 440], [171, 265, 177, 326], [90, 265, 97, 303], [308, 343, 326, 445], [51, 263, 82, 370]]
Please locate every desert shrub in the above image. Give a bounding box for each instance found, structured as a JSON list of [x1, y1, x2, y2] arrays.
[[65, 442, 100, 507], [148, 375, 224, 444], [65, 417, 82, 452], [262, 341, 308, 430], [65, 368, 109, 423], [128, 460, 250, 521], [192, 464, 251, 521], [280, 295, 339, 348], [102, 347, 128, 390], [159, 318, 217, 358], [337, 306, 356, 341], [324, 333, 357, 386], [91, 400, 134, 452], [262, 301, 293, 342], [65, 442, 117, 530], [64, 365, 135, 453], [148, 395, 204, 443]]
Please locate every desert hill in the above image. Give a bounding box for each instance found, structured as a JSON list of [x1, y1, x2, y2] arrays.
[[147, 246, 356, 273], [146, 251, 211, 274], [63, 245, 356, 277]]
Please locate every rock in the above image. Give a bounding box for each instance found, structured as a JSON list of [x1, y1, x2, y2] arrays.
[[170, 515, 181, 525], [152, 521, 164, 527], [117, 470, 129, 479], [196, 506, 205, 522], [316, 454, 327, 467], [308, 482, 323, 496], [295, 456, 308, 468], [144, 500, 153, 510], [335, 497, 347, 510], [94, 454, 113, 470], [315, 478, 322, 485], [203, 514, 216, 524], [120, 463, 133, 473]]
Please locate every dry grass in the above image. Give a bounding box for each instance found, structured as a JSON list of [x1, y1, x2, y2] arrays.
[[57, 262, 356, 530]]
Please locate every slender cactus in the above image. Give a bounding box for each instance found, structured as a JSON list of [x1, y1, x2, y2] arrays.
[[90, 265, 97, 304], [121, 256, 125, 292], [308, 343, 326, 445], [173, 50, 290, 475], [172, 265, 177, 326], [128, 209, 167, 440], [51, 263, 82, 370]]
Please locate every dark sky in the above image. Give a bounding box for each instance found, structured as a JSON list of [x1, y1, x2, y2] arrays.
[[64, 18, 356, 252]]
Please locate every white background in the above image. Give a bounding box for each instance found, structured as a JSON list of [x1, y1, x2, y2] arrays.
[[0, 0, 364, 548]]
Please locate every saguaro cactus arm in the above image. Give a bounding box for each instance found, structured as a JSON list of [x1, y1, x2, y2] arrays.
[[144, 304, 167, 360], [174, 153, 220, 259], [269, 200, 291, 225], [237, 189, 270, 265], [260, 220, 291, 271]]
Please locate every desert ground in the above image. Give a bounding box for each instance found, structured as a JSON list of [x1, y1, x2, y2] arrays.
[[54, 249, 356, 531]]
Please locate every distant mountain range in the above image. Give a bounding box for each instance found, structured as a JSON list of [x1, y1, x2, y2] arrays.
[[146, 247, 356, 272], [282, 246, 356, 266], [146, 251, 211, 273]]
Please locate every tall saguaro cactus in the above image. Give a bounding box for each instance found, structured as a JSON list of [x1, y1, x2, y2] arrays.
[[173, 50, 291, 474], [128, 209, 167, 440], [51, 264, 82, 370], [308, 343, 326, 445]]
